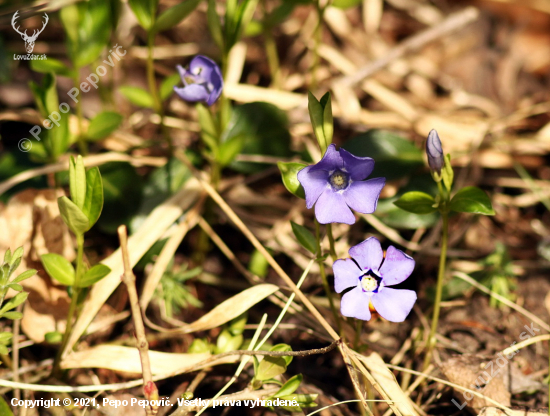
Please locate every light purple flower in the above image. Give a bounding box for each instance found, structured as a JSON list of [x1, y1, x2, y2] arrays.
[[297, 144, 385, 224], [333, 237, 416, 322], [174, 55, 223, 106], [426, 129, 444, 175]]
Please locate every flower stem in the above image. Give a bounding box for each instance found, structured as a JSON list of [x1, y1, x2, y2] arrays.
[[315, 219, 341, 332], [423, 207, 448, 370], [326, 223, 337, 261], [310, 0, 324, 90], [52, 234, 85, 377], [354, 319, 362, 350], [73, 67, 87, 156]]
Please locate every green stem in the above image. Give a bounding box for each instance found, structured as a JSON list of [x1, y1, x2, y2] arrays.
[[52, 234, 85, 377], [311, 0, 324, 90], [73, 68, 87, 156], [326, 224, 337, 261], [423, 208, 448, 370], [315, 219, 341, 332]]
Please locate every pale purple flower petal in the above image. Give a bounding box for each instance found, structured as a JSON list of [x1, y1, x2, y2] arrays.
[[426, 129, 443, 174], [174, 84, 210, 103], [371, 288, 416, 322], [379, 246, 415, 286], [340, 288, 372, 321], [349, 237, 383, 272], [339, 147, 374, 181], [315, 189, 355, 225], [343, 177, 386, 214], [297, 166, 329, 209], [333, 258, 361, 293]]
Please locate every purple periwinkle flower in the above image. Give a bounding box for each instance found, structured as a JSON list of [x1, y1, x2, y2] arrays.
[[426, 129, 444, 175], [297, 144, 385, 224], [333, 237, 416, 322], [174, 55, 223, 106]]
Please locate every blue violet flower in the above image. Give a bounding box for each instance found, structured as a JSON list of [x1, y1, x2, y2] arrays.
[[174, 55, 223, 106], [333, 237, 416, 322], [297, 144, 385, 224]]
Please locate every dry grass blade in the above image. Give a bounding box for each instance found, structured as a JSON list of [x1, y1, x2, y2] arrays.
[[178, 284, 279, 333]]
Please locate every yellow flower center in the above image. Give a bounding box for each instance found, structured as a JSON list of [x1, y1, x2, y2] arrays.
[[361, 276, 378, 292], [329, 171, 349, 190]]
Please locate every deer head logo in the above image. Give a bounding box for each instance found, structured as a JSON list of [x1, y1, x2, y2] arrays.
[[12, 11, 49, 54]]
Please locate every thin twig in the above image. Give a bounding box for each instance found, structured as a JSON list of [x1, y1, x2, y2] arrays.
[[118, 225, 156, 416], [337, 6, 480, 87]]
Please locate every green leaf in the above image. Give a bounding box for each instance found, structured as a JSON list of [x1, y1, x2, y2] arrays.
[[0, 333, 12, 341], [450, 186, 495, 215], [207, 0, 224, 50], [0, 345, 8, 355], [442, 153, 454, 192], [0, 292, 28, 315], [30, 57, 74, 77], [58, 196, 90, 236], [160, 73, 181, 101], [196, 103, 219, 151], [308, 91, 327, 152], [256, 344, 292, 381], [278, 162, 306, 199], [7, 283, 23, 292], [218, 134, 246, 167], [290, 222, 317, 254], [275, 374, 302, 397], [153, 0, 201, 33], [332, 0, 361, 8], [215, 328, 243, 353], [0, 396, 15, 416], [81, 167, 104, 229], [394, 191, 437, 214], [70, 155, 87, 209], [128, 0, 158, 29], [343, 130, 424, 180], [41, 253, 75, 286], [225, 102, 292, 173], [3, 249, 11, 265], [1, 311, 23, 320], [119, 86, 155, 108], [87, 111, 123, 141], [276, 393, 318, 411], [45, 331, 63, 344], [227, 0, 259, 50], [78, 264, 111, 287], [321, 92, 333, 148], [228, 313, 247, 336], [11, 247, 23, 264]]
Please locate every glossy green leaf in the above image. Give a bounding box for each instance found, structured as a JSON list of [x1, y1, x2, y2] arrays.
[[394, 191, 437, 214], [78, 264, 111, 287], [290, 222, 317, 254], [343, 130, 424, 180], [207, 0, 224, 49], [153, 0, 201, 33], [41, 253, 75, 286], [58, 196, 90, 236], [256, 344, 292, 381], [30, 57, 74, 77], [128, 0, 158, 29], [81, 167, 104, 229], [87, 111, 123, 141], [0, 292, 28, 315], [275, 374, 302, 397], [321, 92, 333, 148], [224, 102, 292, 173], [277, 162, 306, 199], [119, 86, 155, 108], [97, 162, 143, 233], [450, 186, 495, 215], [160, 73, 181, 101]]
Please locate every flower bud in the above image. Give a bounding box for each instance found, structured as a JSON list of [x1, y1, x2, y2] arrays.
[[426, 129, 444, 175]]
